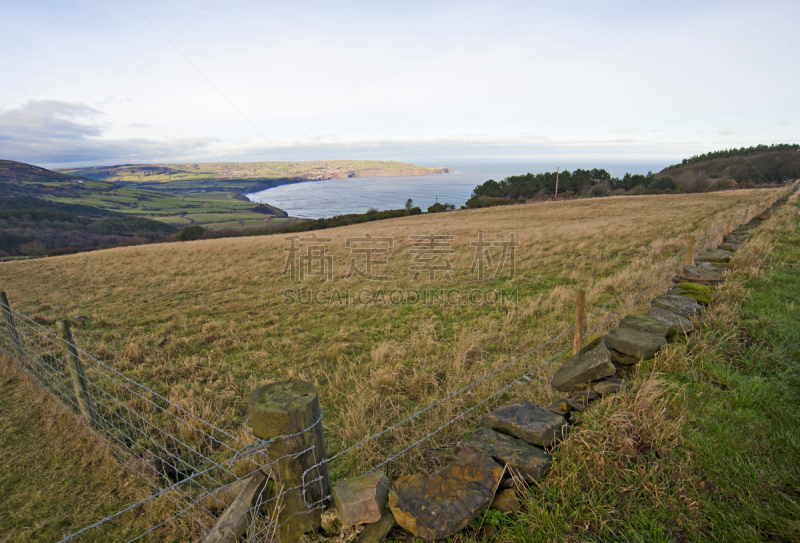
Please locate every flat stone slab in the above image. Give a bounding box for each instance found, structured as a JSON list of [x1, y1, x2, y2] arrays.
[[725, 231, 749, 240], [355, 509, 396, 543], [651, 294, 701, 319], [646, 306, 694, 332], [675, 282, 714, 305], [717, 242, 741, 252], [681, 264, 722, 278], [204, 471, 271, 543], [593, 378, 626, 395], [573, 390, 600, 403], [619, 315, 677, 341], [334, 472, 390, 526], [481, 401, 569, 447], [459, 426, 551, 482], [550, 342, 615, 392], [603, 327, 667, 361], [388, 445, 503, 541], [696, 248, 734, 264]]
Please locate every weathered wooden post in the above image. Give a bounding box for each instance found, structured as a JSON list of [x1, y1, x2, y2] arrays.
[[725, 215, 733, 236], [574, 290, 585, 355], [0, 291, 25, 361], [248, 381, 331, 543], [56, 319, 97, 427], [684, 236, 695, 266]]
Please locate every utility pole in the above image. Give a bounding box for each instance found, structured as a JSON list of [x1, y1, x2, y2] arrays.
[[554, 167, 560, 198]]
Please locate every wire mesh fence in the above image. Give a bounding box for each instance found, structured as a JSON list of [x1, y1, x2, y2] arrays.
[[0, 192, 786, 542]]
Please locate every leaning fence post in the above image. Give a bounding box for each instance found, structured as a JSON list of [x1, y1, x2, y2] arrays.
[[725, 215, 733, 236], [0, 291, 25, 361], [684, 236, 695, 266], [56, 319, 97, 426], [574, 290, 585, 355], [248, 380, 331, 543]]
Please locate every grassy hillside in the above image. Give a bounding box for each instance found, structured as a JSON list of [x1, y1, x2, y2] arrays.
[[59, 160, 450, 188], [0, 188, 780, 478], [660, 144, 800, 187], [0, 160, 302, 256]]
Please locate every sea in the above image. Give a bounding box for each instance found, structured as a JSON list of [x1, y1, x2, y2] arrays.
[[246, 159, 672, 219]]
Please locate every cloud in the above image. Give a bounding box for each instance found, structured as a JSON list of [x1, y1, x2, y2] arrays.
[[128, 122, 151, 129], [777, 121, 790, 126], [0, 100, 709, 168], [717, 128, 736, 135], [0, 100, 217, 168]]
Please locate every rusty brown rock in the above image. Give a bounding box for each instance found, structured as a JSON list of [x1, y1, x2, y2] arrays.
[[334, 472, 390, 526], [490, 489, 521, 513], [388, 445, 503, 541]]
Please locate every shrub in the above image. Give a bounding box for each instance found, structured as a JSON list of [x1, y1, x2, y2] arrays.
[[590, 184, 609, 197], [427, 202, 456, 213], [177, 225, 206, 241], [649, 176, 677, 192], [465, 195, 514, 209]]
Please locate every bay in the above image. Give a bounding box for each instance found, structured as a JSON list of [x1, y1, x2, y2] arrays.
[[246, 159, 670, 219]]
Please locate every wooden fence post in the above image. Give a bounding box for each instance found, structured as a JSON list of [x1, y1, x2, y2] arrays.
[[0, 291, 25, 361], [248, 381, 331, 543], [574, 290, 585, 355], [684, 236, 695, 266], [725, 215, 733, 236], [56, 319, 97, 427]]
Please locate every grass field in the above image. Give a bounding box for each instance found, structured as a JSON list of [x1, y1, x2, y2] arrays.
[[44, 186, 296, 229], [0, 188, 782, 479]]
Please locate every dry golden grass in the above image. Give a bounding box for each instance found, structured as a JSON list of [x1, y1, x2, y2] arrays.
[[0, 189, 783, 477]]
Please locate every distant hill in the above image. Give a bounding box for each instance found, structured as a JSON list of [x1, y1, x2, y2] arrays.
[[0, 159, 88, 184], [57, 160, 451, 195], [659, 144, 800, 187], [0, 160, 297, 257], [59, 160, 450, 183]]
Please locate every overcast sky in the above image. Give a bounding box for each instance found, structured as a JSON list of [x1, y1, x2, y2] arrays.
[[1, 0, 798, 169]]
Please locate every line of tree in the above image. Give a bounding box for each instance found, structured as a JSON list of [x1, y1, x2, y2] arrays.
[[668, 143, 800, 168], [466, 168, 680, 208]]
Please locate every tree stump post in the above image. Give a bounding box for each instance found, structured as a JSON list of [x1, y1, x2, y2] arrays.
[[574, 290, 585, 355], [248, 381, 331, 543], [0, 291, 25, 362], [684, 236, 695, 266], [56, 319, 97, 427]]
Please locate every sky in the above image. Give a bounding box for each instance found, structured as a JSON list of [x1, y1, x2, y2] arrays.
[[0, 0, 798, 169]]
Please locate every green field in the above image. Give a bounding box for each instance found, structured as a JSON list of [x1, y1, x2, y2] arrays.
[[45, 188, 290, 228]]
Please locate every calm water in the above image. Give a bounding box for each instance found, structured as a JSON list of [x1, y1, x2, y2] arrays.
[[246, 159, 669, 218]]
